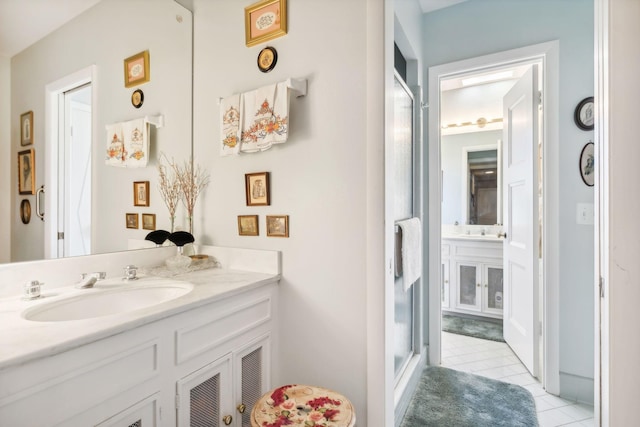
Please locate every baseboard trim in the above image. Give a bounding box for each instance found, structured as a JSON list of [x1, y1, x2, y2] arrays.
[[559, 371, 594, 405]]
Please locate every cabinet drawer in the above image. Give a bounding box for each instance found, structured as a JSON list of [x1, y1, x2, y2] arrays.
[[454, 243, 502, 259], [176, 296, 272, 364], [441, 244, 450, 257]]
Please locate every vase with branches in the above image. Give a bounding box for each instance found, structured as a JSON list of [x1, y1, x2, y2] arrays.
[[157, 156, 181, 233], [172, 158, 210, 235]]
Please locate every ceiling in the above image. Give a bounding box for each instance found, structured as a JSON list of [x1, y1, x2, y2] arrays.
[[0, 0, 102, 58], [0, 0, 463, 59]]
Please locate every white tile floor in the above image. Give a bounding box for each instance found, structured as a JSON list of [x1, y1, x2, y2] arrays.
[[441, 331, 594, 427]]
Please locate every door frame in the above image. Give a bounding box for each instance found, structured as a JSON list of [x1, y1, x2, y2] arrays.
[[44, 65, 97, 259], [427, 41, 560, 394]]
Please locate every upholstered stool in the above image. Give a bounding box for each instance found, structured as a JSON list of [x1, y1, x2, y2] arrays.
[[251, 384, 356, 427]]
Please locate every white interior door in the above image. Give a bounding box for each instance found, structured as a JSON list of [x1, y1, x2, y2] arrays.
[[502, 65, 540, 376]]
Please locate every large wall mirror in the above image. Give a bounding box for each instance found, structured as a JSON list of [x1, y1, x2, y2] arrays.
[[9, 0, 193, 263]]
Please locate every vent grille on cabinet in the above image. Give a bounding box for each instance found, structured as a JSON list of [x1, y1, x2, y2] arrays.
[[190, 373, 220, 427], [241, 347, 263, 427]]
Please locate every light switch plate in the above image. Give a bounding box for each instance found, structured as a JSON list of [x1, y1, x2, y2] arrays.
[[577, 203, 594, 225]]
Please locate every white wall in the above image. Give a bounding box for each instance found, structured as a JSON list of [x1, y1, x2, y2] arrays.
[[0, 56, 10, 263], [441, 130, 501, 225], [9, 0, 192, 261], [422, 0, 595, 398], [601, 0, 640, 422], [191, 0, 378, 423]]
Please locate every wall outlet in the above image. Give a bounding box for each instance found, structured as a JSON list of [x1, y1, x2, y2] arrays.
[[576, 203, 594, 225]]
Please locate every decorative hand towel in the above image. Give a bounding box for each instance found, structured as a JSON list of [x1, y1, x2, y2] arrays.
[[397, 217, 422, 291], [220, 93, 241, 156], [123, 118, 149, 167], [240, 81, 289, 153], [105, 122, 126, 166]]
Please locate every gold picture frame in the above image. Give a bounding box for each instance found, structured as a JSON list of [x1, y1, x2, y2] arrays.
[[20, 111, 33, 146], [124, 50, 150, 88], [126, 213, 139, 229], [18, 149, 35, 195], [245, 172, 270, 206], [142, 213, 156, 230], [245, 0, 287, 47], [238, 215, 259, 236], [266, 215, 289, 237], [133, 181, 150, 207]]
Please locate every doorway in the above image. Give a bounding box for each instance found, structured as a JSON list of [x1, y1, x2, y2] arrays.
[[44, 66, 96, 259], [427, 41, 561, 394]]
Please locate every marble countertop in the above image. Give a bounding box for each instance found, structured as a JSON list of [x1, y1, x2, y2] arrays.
[[441, 234, 504, 242], [0, 267, 280, 370]]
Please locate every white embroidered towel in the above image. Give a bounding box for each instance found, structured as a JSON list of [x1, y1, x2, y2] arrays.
[[123, 118, 149, 167], [397, 217, 422, 291], [240, 81, 289, 153], [220, 94, 241, 156], [105, 122, 125, 166]]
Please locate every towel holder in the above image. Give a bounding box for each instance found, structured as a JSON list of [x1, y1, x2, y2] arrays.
[[218, 77, 308, 105], [144, 114, 164, 128]]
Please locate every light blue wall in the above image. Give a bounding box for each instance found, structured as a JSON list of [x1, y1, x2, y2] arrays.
[[422, 0, 595, 397]]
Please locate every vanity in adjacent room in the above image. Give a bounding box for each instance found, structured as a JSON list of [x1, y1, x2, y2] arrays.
[[0, 246, 280, 426], [441, 232, 504, 319]]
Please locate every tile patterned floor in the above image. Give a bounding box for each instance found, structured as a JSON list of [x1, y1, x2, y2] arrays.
[[441, 332, 594, 427]]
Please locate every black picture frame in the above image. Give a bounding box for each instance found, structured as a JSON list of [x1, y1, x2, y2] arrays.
[[574, 96, 594, 131], [257, 46, 278, 73]]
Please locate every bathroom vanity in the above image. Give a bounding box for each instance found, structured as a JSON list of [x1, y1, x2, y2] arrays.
[[0, 246, 280, 427], [442, 235, 504, 319]]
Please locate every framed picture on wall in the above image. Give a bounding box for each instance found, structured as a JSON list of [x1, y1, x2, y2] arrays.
[[238, 215, 259, 236], [133, 181, 150, 207], [266, 215, 289, 237], [142, 213, 156, 230], [245, 0, 287, 47], [20, 111, 33, 146], [124, 50, 150, 88], [245, 172, 270, 206], [579, 142, 595, 187], [18, 149, 35, 195], [126, 213, 139, 229]]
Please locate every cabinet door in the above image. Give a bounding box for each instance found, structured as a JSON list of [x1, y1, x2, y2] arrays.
[[455, 262, 481, 312], [177, 354, 233, 427], [233, 334, 270, 427], [483, 264, 504, 316], [95, 393, 160, 427], [441, 260, 450, 309]]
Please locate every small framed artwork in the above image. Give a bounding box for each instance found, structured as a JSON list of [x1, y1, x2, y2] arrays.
[[124, 50, 150, 88], [133, 181, 150, 207], [266, 215, 289, 237], [20, 111, 33, 146], [126, 213, 139, 229], [245, 172, 270, 206], [20, 199, 31, 224], [18, 149, 35, 195], [238, 215, 259, 236], [142, 213, 156, 230], [574, 96, 594, 131], [579, 142, 595, 187], [245, 0, 287, 47]]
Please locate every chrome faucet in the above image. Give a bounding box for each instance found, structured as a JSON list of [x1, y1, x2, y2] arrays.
[[23, 280, 44, 300], [123, 265, 138, 281], [76, 272, 106, 289]]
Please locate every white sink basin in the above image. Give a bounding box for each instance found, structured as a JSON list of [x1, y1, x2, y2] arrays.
[[22, 283, 194, 322]]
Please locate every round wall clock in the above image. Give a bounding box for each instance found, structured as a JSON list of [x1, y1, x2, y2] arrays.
[[131, 89, 144, 108], [574, 96, 594, 130], [257, 46, 278, 73]]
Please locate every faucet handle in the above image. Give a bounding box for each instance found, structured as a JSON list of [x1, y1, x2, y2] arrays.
[[23, 280, 44, 300], [123, 265, 138, 281], [81, 272, 107, 280]]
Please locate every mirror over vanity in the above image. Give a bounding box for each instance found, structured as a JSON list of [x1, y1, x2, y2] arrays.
[[9, 0, 193, 263]]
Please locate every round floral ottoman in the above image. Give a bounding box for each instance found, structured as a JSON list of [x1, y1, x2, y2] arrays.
[[251, 384, 356, 427]]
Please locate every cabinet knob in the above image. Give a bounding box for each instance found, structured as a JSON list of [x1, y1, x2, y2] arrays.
[[477, 283, 481, 287], [223, 415, 233, 425], [237, 403, 247, 414], [444, 280, 449, 284], [498, 231, 507, 238], [485, 284, 488, 288]]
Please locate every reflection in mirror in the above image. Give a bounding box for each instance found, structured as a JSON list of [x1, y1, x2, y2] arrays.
[[10, 0, 193, 263], [467, 149, 498, 225]]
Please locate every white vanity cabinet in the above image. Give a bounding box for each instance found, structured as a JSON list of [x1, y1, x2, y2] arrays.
[[442, 238, 503, 319], [0, 282, 277, 427]]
